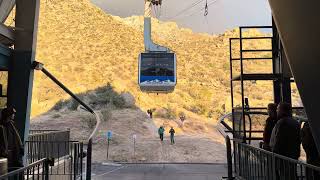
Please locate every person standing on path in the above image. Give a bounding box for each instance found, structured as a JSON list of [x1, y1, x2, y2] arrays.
[[169, 127, 175, 145], [158, 126, 165, 142]]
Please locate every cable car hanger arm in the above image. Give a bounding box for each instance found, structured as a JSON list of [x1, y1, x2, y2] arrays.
[[144, 0, 169, 52]]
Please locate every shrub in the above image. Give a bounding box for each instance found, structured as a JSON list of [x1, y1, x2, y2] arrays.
[[51, 100, 68, 111], [80, 113, 97, 129], [154, 107, 177, 120], [68, 99, 79, 110], [94, 83, 126, 108], [166, 107, 177, 119], [186, 104, 208, 116], [101, 108, 112, 122], [112, 95, 126, 108], [52, 113, 62, 118]]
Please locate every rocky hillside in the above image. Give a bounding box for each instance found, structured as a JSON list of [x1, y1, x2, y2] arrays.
[[31, 0, 276, 120]]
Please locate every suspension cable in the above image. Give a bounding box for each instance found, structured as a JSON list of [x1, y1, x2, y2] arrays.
[[166, 0, 205, 20], [176, 0, 219, 20]]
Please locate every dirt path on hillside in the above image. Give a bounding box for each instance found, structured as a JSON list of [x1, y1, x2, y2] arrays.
[[31, 108, 227, 163]]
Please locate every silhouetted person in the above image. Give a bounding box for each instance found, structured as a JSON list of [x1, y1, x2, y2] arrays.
[[0, 108, 24, 171], [158, 126, 164, 142], [270, 102, 301, 179], [147, 109, 153, 119], [301, 122, 320, 180], [169, 127, 175, 145], [179, 115, 186, 124], [262, 103, 277, 151]]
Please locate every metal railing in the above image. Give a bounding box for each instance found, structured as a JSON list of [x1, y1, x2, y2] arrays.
[[0, 158, 50, 180], [229, 137, 320, 180], [33, 61, 100, 180], [26, 130, 71, 163], [25, 130, 84, 179], [28, 130, 70, 144], [29, 129, 61, 135]]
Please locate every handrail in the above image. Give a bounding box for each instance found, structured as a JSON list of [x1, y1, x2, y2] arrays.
[[0, 158, 48, 179], [33, 61, 100, 179], [231, 139, 320, 179], [32, 61, 100, 142], [239, 141, 320, 170]]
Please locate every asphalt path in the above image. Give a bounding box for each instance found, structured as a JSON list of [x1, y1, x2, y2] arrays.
[[91, 163, 227, 180]]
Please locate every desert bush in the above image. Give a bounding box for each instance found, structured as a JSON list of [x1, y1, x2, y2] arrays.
[[51, 100, 68, 111], [186, 103, 209, 116], [80, 113, 97, 129], [178, 111, 186, 118], [101, 108, 112, 122], [52, 113, 61, 118], [112, 95, 126, 108], [68, 99, 79, 110], [207, 110, 214, 118], [94, 83, 126, 108], [154, 107, 177, 120]]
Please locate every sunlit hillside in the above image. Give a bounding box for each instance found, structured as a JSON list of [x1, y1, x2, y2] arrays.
[[30, 0, 275, 120]]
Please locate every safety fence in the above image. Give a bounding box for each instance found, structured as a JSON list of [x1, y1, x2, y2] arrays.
[[23, 130, 85, 179], [28, 130, 70, 143], [227, 137, 320, 180], [0, 158, 50, 180], [26, 130, 72, 164], [29, 130, 62, 135]]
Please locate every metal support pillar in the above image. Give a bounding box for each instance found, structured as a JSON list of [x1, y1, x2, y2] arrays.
[[7, 0, 40, 154], [272, 16, 292, 105], [272, 17, 281, 104], [281, 77, 292, 104]]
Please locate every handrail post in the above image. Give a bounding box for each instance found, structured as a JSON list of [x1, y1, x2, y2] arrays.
[[80, 142, 84, 180], [44, 158, 50, 180], [73, 143, 78, 180], [86, 139, 92, 180], [226, 135, 234, 179]]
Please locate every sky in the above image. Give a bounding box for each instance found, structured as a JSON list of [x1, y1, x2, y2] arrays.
[[91, 0, 271, 34]]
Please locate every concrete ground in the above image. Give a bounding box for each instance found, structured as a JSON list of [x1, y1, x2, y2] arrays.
[[91, 163, 227, 180]]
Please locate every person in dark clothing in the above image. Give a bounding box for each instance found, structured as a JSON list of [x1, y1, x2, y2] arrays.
[[179, 115, 186, 123], [158, 126, 164, 141], [0, 107, 24, 170], [262, 103, 277, 151], [270, 102, 301, 180], [301, 122, 320, 180], [147, 109, 153, 119], [270, 103, 301, 159], [169, 127, 175, 145]]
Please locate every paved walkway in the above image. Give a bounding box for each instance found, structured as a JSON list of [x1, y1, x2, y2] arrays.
[[92, 163, 227, 180]]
